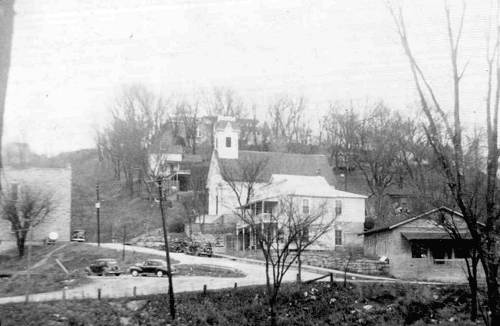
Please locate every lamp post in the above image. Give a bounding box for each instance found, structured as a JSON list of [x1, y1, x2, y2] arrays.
[[157, 177, 176, 319]]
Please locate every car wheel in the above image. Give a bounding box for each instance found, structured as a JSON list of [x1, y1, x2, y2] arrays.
[[115, 273, 121, 276], [156, 270, 164, 277], [131, 270, 139, 277]]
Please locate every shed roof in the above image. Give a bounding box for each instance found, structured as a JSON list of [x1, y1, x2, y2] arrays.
[[401, 231, 472, 240], [362, 207, 463, 236]]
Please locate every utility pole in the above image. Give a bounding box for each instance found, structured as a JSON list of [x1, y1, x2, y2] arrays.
[[157, 177, 176, 319], [96, 183, 101, 247], [122, 224, 126, 261]]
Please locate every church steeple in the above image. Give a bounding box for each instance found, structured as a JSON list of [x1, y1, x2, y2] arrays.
[[214, 116, 239, 159]]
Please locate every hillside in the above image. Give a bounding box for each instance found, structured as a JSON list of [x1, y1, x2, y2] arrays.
[[48, 149, 189, 242]]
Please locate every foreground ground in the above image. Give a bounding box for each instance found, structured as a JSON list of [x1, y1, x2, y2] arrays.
[[0, 243, 243, 298], [0, 243, 328, 303], [0, 282, 480, 326]]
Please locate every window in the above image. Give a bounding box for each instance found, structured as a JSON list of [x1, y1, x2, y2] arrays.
[[411, 242, 428, 258], [335, 200, 342, 216], [226, 137, 231, 147], [335, 229, 342, 245], [297, 228, 309, 242], [302, 199, 310, 214], [454, 242, 471, 259], [11, 183, 18, 201]]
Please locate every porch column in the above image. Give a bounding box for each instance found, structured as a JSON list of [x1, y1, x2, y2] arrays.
[[250, 227, 253, 250], [235, 226, 238, 251], [242, 227, 246, 252]]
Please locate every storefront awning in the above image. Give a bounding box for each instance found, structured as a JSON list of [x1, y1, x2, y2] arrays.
[[401, 232, 472, 240]]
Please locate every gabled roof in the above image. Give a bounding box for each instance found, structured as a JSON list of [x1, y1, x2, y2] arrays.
[[215, 119, 240, 131], [241, 174, 366, 207], [362, 206, 463, 236], [218, 150, 336, 185]]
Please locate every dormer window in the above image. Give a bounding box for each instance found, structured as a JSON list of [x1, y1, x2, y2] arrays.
[[226, 137, 231, 148]]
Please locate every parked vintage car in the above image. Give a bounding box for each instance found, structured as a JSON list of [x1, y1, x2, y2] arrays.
[[85, 258, 123, 276], [129, 259, 177, 277], [185, 242, 213, 257], [71, 229, 86, 242], [170, 240, 189, 253]]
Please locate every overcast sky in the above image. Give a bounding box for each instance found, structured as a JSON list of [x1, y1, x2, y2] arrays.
[[4, 0, 494, 155]]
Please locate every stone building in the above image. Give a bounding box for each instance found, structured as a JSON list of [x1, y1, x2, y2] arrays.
[[363, 207, 478, 281], [0, 167, 72, 253]]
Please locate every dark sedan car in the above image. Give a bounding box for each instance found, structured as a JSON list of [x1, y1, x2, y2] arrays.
[[85, 258, 123, 276], [185, 242, 213, 257], [129, 259, 177, 277]]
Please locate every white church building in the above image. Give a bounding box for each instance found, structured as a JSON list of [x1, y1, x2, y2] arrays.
[[206, 116, 367, 250]]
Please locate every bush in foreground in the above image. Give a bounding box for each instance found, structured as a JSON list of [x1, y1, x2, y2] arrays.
[[0, 282, 480, 326]]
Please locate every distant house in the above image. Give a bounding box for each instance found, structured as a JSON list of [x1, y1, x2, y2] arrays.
[[148, 130, 203, 192], [362, 207, 479, 281], [237, 174, 366, 251], [0, 167, 72, 253], [206, 116, 366, 250]]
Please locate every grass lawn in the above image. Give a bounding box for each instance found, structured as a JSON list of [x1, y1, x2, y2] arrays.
[[0, 243, 242, 297], [0, 282, 481, 326]]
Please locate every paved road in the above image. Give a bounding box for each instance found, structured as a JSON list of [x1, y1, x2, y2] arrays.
[[0, 243, 324, 304]]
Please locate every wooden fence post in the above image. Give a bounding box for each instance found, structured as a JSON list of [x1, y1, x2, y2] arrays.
[[203, 284, 207, 295], [98, 288, 101, 300], [133, 286, 137, 297], [234, 282, 237, 289], [330, 273, 334, 285]]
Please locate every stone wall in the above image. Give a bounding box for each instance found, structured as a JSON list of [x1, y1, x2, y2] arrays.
[[301, 250, 389, 276]]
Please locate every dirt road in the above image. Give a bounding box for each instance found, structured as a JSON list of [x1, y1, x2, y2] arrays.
[[0, 243, 324, 304]]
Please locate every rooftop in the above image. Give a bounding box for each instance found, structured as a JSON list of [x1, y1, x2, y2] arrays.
[[218, 150, 336, 185]]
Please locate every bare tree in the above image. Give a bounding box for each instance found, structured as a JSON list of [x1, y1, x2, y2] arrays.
[[218, 154, 269, 210], [208, 87, 246, 118], [390, 2, 500, 323], [250, 196, 332, 326], [432, 210, 482, 322], [99, 85, 169, 196], [220, 157, 335, 325], [322, 103, 361, 188], [268, 96, 312, 152], [175, 100, 200, 154], [0, 0, 15, 170], [325, 102, 405, 220], [1, 184, 54, 257]]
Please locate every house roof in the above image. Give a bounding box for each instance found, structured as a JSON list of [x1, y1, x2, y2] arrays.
[[218, 150, 336, 185], [240, 174, 366, 207], [215, 119, 240, 131], [401, 231, 472, 240], [362, 206, 463, 236]]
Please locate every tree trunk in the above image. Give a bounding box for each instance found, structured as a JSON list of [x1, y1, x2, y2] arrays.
[[469, 276, 478, 321], [16, 234, 25, 257], [0, 0, 15, 171], [485, 261, 500, 325], [297, 249, 302, 283], [269, 294, 277, 326]]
